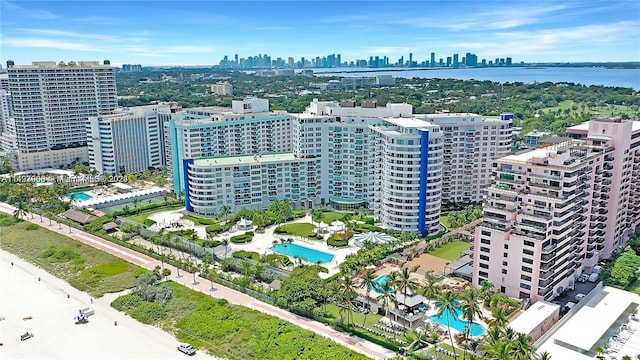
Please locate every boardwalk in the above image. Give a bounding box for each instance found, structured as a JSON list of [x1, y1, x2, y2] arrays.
[[0, 202, 395, 360]]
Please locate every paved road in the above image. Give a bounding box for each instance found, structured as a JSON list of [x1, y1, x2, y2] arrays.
[[0, 202, 395, 360]]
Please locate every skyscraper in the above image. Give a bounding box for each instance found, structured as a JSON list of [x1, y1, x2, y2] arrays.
[[430, 52, 436, 67], [453, 54, 459, 68], [7, 61, 117, 170]]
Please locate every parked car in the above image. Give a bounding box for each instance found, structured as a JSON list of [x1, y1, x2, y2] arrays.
[[20, 332, 33, 341], [588, 273, 600, 283], [564, 302, 576, 312], [178, 343, 196, 356], [574, 293, 586, 302]]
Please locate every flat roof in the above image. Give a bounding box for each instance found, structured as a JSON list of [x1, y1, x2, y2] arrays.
[[383, 117, 439, 130], [508, 301, 560, 336], [536, 286, 640, 358], [193, 152, 298, 167], [501, 142, 604, 167]]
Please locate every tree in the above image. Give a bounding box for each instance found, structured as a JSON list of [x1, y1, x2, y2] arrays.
[[434, 290, 459, 359], [420, 270, 441, 310], [358, 269, 377, 326], [311, 208, 324, 227], [394, 266, 420, 327], [376, 281, 396, 316], [593, 346, 605, 359], [511, 332, 534, 360], [13, 201, 28, 220], [459, 288, 482, 360], [489, 307, 509, 330], [340, 274, 358, 325], [480, 280, 494, 301], [219, 205, 232, 223]]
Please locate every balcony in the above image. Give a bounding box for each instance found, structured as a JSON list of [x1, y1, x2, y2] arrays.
[[542, 243, 557, 254]]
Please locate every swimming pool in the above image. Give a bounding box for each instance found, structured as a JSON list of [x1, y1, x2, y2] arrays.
[[430, 305, 486, 337], [271, 243, 334, 264], [369, 275, 393, 295], [67, 191, 92, 201]]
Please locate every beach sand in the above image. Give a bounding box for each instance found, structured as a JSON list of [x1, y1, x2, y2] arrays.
[[0, 249, 220, 360]]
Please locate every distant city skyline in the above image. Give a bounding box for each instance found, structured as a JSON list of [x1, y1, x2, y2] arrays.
[[1, 0, 639, 67]]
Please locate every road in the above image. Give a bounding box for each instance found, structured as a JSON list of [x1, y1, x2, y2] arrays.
[[0, 202, 395, 360]]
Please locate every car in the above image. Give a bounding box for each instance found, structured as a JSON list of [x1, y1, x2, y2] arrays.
[[564, 302, 577, 312], [20, 332, 33, 341], [178, 343, 196, 356], [574, 293, 586, 302]]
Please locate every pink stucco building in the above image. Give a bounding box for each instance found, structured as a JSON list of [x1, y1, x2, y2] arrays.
[[472, 117, 640, 303]]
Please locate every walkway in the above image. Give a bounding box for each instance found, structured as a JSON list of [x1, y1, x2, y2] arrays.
[[0, 202, 394, 360]]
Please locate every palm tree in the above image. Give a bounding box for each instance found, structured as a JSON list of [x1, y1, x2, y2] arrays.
[[489, 307, 509, 330], [219, 205, 232, 223], [420, 270, 441, 310], [536, 351, 552, 360], [511, 332, 534, 360], [434, 290, 460, 360], [311, 208, 324, 227], [13, 202, 28, 220], [358, 269, 377, 326], [459, 288, 482, 360], [593, 346, 605, 360], [480, 280, 494, 302], [340, 274, 358, 325], [395, 267, 420, 319], [376, 281, 396, 316]]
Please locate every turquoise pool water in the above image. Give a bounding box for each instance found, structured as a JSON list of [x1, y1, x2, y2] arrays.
[[271, 243, 334, 264], [431, 304, 485, 337], [369, 275, 392, 295], [67, 191, 92, 201]]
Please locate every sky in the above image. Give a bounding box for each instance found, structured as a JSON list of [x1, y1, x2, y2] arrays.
[[1, 0, 639, 67]]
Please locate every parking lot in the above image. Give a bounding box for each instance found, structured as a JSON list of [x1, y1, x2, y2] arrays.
[[550, 278, 600, 314]]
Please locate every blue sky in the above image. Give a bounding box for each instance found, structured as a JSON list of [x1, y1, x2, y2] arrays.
[[1, 0, 639, 67]]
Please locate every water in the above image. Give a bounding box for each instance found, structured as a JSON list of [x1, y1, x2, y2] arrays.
[[369, 275, 392, 295], [67, 191, 92, 201], [271, 243, 334, 264], [314, 67, 640, 90], [430, 306, 486, 337]]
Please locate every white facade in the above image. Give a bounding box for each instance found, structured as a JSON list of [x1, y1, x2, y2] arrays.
[[415, 113, 513, 204], [184, 153, 318, 215], [0, 90, 11, 145], [7, 61, 117, 170], [87, 105, 171, 174], [210, 82, 233, 96]]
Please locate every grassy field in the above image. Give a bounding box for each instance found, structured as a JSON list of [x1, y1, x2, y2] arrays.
[[322, 303, 415, 349], [429, 241, 471, 261], [123, 204, 185, 224], [541, 100, 636, 116], [279, 222, 316, 237], [425, 342, 464, 360], [101, 196, 174, 214], [0, 215, 141, 297], [440, 214, 451, 229], [627, 279, 640, 296], [112, 281, 369, 360], [321, 211, 347, 224]]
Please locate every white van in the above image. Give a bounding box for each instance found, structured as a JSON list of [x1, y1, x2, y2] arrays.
[[588, 273, 600, 283]]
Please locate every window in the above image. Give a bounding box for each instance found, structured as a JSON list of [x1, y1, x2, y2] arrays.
[[502, 269, 508, 274], [480, 247, 490, 253], [520, 283, 531, 290], [481, 238, 491, 245], [524, 240, 535, 247], [503, 252, 508, 258], [479, 263, 489, 269], [521, 266, 533, 273], [479, 271, 488, 278], [523, 249, 534, 256], [480, 255, 490, 261], [521, 275, 532, 281], [502, 261, 508, 266], [522, 257, 534, 264], [481, 230, 492, 236], [504, 244, 509, 249]]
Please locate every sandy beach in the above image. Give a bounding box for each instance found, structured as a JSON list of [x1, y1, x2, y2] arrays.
[[0, 249, 220, 360]]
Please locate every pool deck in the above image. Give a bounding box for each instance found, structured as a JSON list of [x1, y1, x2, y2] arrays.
[[147, 211, 359, 276]]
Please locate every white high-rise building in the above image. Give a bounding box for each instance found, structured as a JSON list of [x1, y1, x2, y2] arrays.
[[210, 82, 233, 96], [7, 61, 117, 170], [415, 113, 513, 204], [87, 105, 171, 174]]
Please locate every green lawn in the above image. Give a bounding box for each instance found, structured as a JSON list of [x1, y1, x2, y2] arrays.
[[124, 205, 185, 224], [627, 279, 640, 296], [426, 342, 464, 360], [440, 214, 451, 229], [279, 222, 316, 237], [321, 211, 347, 224], [0, 216, 141, 297], [113, 282, 369, 360], [101, 196, 175, 214], [541, 100, 635, 116], [323, 303, 415, 347], [429, 241, 471, 261]]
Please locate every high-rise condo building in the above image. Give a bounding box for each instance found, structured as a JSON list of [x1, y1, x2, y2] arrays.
[[473, 118, 640, 303], [86, 105, 171, 174], [7, 61, 117, 170]]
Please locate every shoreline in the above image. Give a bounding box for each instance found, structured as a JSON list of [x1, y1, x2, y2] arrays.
[[0, 248, 220, 360]]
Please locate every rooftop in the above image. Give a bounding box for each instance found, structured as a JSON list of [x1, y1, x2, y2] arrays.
[[508, 301, 560, 336], [193, 152, 299, 167], [536, 286, 640, 359], [501, 141, 606, 168], [383, 117, 440, 130]]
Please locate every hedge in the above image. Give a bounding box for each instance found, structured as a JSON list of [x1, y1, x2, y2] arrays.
[[232, 250, 261, 261], [143, 218, 156, 226], [327, 235, 348, 247], [230, 232, 254, 244]]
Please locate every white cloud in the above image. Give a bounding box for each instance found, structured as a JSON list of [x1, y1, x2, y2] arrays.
[[16, 28, 117, 41], [2, 38, 107, 52], [3, 1, 57, 19]]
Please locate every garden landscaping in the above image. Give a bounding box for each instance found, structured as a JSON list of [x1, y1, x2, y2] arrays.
[[428, 241, 471, 262]]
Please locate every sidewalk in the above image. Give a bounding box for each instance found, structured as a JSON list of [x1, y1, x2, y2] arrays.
[[0, 202, 395, 360]]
